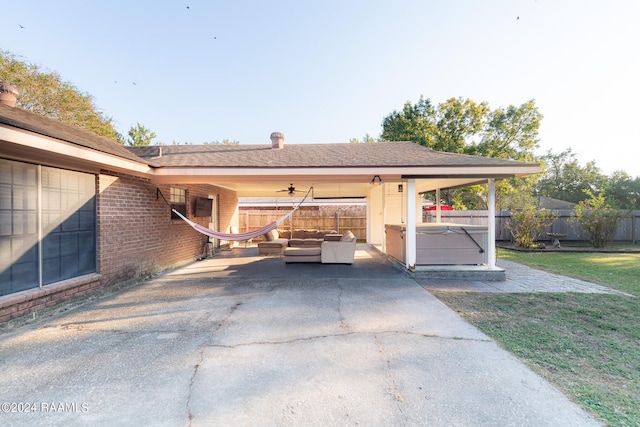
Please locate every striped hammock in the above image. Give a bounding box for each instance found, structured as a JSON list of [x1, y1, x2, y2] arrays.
[[171, 186, 313, 241], [171, 208, 293, 241]]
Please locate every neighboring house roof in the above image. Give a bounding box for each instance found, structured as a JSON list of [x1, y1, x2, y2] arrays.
[[128, 143, 536, 170], [537, 196, 576, 210]]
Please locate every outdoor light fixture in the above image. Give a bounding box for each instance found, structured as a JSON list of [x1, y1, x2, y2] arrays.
[[370, 175, 383, 185], [398, 184, 403, 193]]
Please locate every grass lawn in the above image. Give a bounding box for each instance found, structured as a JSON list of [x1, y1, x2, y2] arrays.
[[431, 248, 640, 427]]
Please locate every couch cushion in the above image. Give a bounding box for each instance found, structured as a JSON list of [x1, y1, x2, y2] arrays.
[[302, 238, 323, 246], [258, 238, 288, 248], [284, 246, 322, 256], [287, 238, 306, 247]]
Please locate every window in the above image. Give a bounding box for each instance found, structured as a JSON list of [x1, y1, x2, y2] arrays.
[[0, 159, 96, 296], [170, 187, 187, 220]]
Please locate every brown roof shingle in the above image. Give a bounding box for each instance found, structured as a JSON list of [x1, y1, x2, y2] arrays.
[[0, 103, 147, 164], [128, 142, 535, 169]]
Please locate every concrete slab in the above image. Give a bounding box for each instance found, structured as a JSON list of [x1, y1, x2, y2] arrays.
[[0, 245, 600, 426]]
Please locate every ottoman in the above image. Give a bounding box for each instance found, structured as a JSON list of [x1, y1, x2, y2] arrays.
[[283, 246, 322, 263]]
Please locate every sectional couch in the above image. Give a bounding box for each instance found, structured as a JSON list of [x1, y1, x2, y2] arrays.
[[257, 229, 336, 255]]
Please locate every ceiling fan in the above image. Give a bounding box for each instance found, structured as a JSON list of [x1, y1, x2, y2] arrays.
[[277, 183, 303, 196]]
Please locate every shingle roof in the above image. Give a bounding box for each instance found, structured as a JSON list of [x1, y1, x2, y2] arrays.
[[128, 142, 535, 169], [0, 103, 147, 164], [1, 103, 537, 171]]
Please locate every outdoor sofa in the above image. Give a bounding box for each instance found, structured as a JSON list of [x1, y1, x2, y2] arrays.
[[284, 231, 357, 264], [257, 229, 337, 255]]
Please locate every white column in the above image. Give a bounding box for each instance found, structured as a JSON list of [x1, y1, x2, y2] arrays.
[[435, 188, 441, 223], [405, 179, 417, 269], [487, 179, 496, 268]]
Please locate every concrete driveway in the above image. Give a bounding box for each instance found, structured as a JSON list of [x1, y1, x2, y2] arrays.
[[0, 245, 599, 426]]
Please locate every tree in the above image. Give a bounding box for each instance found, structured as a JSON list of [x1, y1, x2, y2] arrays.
[[602, 171, 640, 209], [381, 97, 543, 209], [349, 134, 378, 143], [474, 100, 542, 162], [536, 149, 607, 204], [434, 98, 488, 153], [0, 50, 122, 142], [381, 96, 436, 147], [126, 122, 156, 146]]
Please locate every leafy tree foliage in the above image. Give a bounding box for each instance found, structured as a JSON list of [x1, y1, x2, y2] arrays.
[[382, 97, 542, 209], [381, 96, 541, 161], [0, 50, 122, 142], [349, 134, 378, 143], [602, 171, 640, 209], [535, 149, 607, 204], [126, 122, 156, 146], [209, 139, 240, 145]]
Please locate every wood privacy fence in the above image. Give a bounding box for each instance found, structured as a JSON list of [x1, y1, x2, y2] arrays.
[[239, 207, 367, 241], [424, 210, 640, 244], [240, 207, 640, 244]]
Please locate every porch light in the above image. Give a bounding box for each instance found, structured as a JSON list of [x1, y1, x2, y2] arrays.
[[370, 175, 383, 185]]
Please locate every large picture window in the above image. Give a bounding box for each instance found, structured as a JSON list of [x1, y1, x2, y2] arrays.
[[0, 159, 96, 296]]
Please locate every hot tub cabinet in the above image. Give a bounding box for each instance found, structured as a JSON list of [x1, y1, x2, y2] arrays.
[[385, 223, 488, 265]]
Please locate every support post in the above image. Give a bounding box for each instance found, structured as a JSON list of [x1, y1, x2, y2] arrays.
[[487, 179, 496, 269], [435, 188, 441, 223], [405, 179, 417, 269]]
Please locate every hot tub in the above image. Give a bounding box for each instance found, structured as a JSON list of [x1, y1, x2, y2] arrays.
[[385, 223, 488, 265]]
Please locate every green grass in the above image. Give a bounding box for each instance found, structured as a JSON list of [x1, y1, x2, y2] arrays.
[[432, 249, 640, 426]]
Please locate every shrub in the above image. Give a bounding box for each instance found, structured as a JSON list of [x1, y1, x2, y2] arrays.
[[506, 206, 557, 248], [574, 193, 628, 248]]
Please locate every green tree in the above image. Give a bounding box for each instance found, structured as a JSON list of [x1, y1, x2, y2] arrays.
[[0, 50, 122, 142], [474, 100, 542, 161], [204, 139, 240, 145], [381, 96, 436, 147], [349, 134, 378, 143], [434, 98, 488, 153], [602, 171, 640, 209], [536, 149, 607, 204], [126, 122, 156, 146], [381, 97, 542, 210]]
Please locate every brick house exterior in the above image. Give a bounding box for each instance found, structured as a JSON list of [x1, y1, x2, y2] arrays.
[[0, 104, 239, 323]]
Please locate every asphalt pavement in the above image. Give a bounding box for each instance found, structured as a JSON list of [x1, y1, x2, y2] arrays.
[[0, 245, 600, 426]]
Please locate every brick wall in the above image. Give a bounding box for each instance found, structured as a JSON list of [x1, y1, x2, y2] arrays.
[[0, 170, 238, 324]]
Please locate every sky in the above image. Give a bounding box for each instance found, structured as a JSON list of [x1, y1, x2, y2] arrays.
[[2, 0, 639, 177]]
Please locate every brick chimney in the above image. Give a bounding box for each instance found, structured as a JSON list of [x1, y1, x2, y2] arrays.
[[0, 83, 18, 107], [270, 132, 284, 149]]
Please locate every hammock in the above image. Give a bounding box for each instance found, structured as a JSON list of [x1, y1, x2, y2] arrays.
[[170, 186, 313, 241], [172, 208, 292, 241]]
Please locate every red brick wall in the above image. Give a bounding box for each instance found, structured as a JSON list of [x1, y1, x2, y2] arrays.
[[1, 170, 238, 324], [97, 171, 238, 283]]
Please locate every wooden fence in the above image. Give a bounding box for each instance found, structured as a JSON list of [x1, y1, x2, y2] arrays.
[[239, 208, 367, 241], [240, 207, 640, 244]]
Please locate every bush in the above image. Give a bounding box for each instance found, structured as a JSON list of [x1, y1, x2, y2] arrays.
[[506, 206, 557, 248], [574, 193, 628, 248]]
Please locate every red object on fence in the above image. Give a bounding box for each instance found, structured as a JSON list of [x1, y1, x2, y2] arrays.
[[423, 205, 455, 211]]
